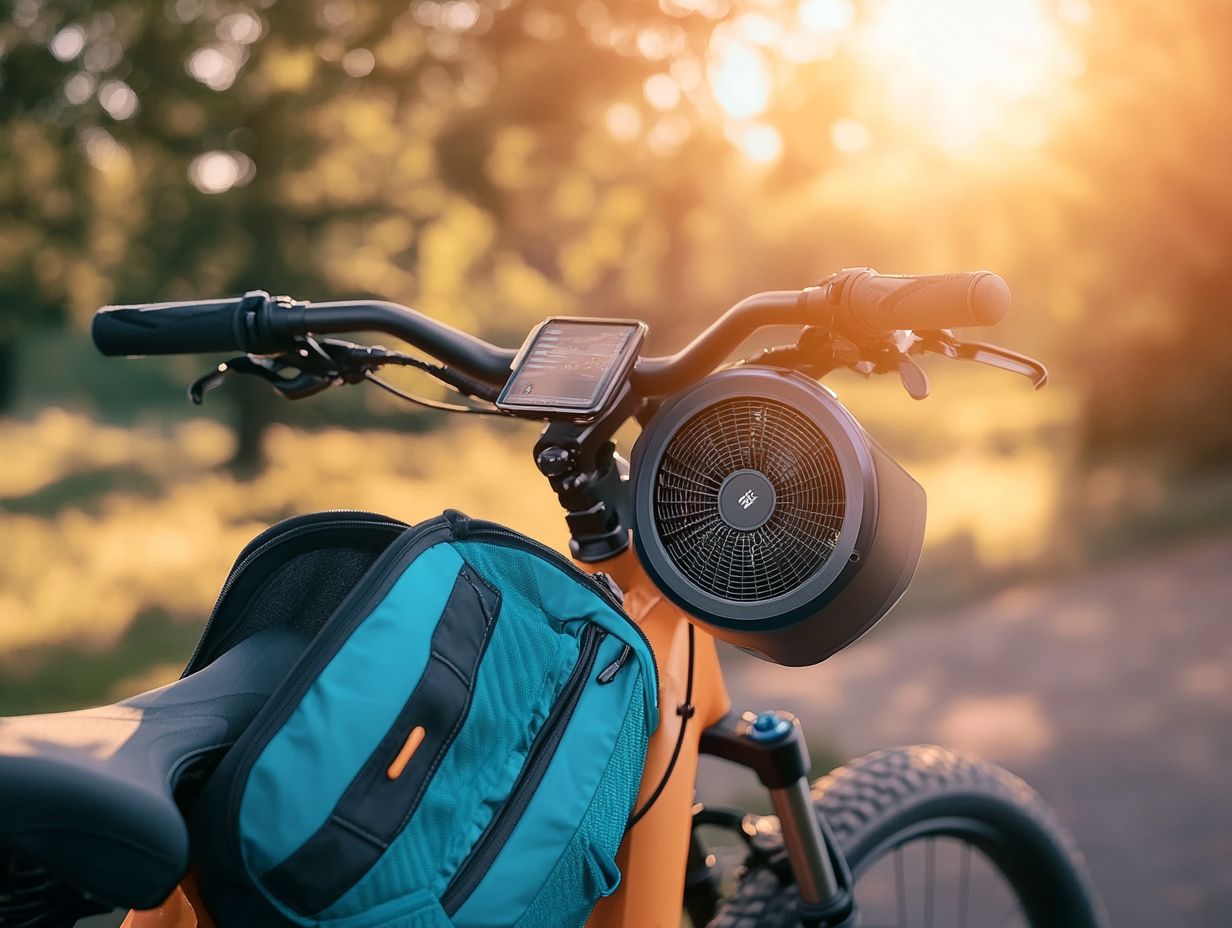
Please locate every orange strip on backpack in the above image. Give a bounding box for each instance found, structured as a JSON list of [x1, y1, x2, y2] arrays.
[[386, 725, 426, 780]]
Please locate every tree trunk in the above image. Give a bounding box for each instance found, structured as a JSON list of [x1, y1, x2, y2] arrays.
[[0, 339, 17, 412], [228, 376, 276, 478], [224, 86, 291, 477]]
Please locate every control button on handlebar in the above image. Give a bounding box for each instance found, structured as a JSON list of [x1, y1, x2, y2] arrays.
[[536, 446, 575, 477]]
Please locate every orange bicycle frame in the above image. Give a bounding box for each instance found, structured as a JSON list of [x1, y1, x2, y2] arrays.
[[123, 546, 728, 928]]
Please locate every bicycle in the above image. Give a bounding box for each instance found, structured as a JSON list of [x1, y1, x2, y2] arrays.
[[0, 269, 1107, 928]]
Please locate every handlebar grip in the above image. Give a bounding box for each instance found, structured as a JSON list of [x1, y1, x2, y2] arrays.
[[91, 291, 267, 356], [829, 269, 1011, 340]]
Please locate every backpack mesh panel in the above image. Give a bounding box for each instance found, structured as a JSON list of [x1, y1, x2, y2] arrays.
[[516, 676, 648, 928], [209, 548, 382, 659]]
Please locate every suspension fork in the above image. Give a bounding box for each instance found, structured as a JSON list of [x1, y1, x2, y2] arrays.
[[698, 712, 858, 928]]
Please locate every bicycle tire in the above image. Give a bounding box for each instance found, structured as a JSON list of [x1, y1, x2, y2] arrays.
[[705, 745, 1108, 928]]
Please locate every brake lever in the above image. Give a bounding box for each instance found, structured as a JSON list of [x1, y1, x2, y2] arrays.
[[955, 341, 1049, 388], [914, 330, 1049, 389], [188, 336, 409, 406], [186, 354, 337, 401], [188, 355, 336, 405]]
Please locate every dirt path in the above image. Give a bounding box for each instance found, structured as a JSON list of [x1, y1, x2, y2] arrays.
[[709, 533, 1232, 927]]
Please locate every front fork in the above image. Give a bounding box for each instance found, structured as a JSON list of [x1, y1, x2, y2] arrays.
[[695, 712, 858, 928]]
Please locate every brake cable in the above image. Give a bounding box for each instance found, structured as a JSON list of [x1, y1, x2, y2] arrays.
[[188, 335, 509, 415], [371, 351, 504, 404], [628, 623, 696, 828], [363, 370, 508, 417]]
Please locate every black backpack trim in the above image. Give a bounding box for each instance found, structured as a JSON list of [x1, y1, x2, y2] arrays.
[[261, 563, 501, 914]]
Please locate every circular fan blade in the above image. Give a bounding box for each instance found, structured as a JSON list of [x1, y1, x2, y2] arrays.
[[652, 397, 845, 601]]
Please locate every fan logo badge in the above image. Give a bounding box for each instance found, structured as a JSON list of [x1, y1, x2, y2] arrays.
[[738, 489, 759, 509]]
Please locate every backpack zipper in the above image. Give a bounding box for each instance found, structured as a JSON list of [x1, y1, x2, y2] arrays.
[[596, 644, 634, 684], [184, 510, 407, 675], [440, 623, 605, 915]]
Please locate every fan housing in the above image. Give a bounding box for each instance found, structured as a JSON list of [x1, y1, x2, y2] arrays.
[[630, 367, 926, 666]]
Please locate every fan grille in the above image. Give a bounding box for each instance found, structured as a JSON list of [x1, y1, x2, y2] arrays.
[[652, 397, 847, 602]]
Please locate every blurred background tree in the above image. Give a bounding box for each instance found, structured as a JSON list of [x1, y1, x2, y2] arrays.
[[3, 0, 1229, 472], [1059, 0, 1232, 471], [2, 0, 1231, 611], [0, 0, 733, 465]]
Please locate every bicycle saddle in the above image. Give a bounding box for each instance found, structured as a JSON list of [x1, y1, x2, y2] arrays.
[[0, 627, 308, 914]]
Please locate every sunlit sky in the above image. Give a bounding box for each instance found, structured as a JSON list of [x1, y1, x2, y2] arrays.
[[693, 0, 1088, 163]]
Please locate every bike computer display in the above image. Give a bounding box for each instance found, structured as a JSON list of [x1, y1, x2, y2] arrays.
[[497, 317, 646, 419]]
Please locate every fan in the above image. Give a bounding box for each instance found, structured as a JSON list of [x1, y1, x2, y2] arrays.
[[653, 397, 846, 602], [630, 367, 926, 666]]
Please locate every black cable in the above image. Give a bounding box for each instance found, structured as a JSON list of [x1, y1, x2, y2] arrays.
[[363, 371, 509, 416], [376, 353, 502, 403], [628, 623, 695, 828], [375, 353, 439, 375]]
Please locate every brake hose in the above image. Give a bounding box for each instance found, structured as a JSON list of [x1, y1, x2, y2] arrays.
[[627, 624, 696, 827], [363, 372, 508, 417]]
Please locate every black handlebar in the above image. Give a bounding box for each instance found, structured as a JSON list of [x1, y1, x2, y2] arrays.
[[93, 293, 262, 357], [631, 270, 1009, 393], [90, 270, 1011, 397], [632, 290, 813, 395], [92, 291, 517, 387], [271, 301, 517, 386], [823, 268, 1011, 341]]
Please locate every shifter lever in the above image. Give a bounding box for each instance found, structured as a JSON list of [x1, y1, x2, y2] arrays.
[[896, 355, 930, 400]]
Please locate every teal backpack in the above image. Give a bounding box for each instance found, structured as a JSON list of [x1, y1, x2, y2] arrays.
[[187, 509, 658, 928]]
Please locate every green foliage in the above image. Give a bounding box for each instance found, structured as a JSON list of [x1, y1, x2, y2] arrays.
[[1, 0, 1230, 467], [0, 0, 735, 336], [0, 610, 200, 715]]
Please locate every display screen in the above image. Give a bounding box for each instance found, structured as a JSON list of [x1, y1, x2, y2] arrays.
[[500, 320, 643, 412]]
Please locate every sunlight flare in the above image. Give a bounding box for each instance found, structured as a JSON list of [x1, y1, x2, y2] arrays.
[[861, 0, 1080, 150], [708, 38, 772, 119]]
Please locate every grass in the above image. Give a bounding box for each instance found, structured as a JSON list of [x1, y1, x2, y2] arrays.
[[1, 349, 1228, 716], [0, 611, 200, 715], [0, 464, 158, 516], [0, 408, 563, 710]]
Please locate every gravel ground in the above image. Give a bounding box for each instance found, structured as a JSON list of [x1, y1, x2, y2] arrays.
[[706, 533, 1232, 927]]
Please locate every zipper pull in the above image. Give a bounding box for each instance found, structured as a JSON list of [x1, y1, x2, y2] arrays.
[[591, 571, 625, 605], [443, 509, 471, 539], [597, 643, 634, 685]]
